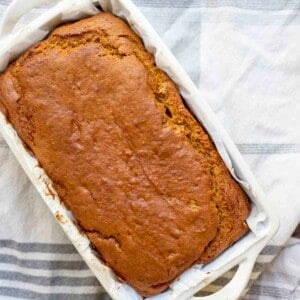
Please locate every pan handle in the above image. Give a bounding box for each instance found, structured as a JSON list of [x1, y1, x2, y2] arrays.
[[192, 253, 257, 300]]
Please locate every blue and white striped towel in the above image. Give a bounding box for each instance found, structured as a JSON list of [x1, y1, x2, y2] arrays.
[[0, 0, 299, 299]]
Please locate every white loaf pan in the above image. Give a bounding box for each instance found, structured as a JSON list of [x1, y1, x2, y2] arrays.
[[0, 0, 279, 299]]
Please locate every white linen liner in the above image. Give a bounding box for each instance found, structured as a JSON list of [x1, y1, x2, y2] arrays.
[[0, 0, 279, 299]]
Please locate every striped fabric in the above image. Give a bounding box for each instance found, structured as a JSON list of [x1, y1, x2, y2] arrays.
[[0, 240, 106, 299], [0, 236, 284, 299], [0, 0, 299, 299]]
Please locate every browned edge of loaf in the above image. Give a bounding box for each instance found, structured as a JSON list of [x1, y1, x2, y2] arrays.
[[0, 12, 250, 296]]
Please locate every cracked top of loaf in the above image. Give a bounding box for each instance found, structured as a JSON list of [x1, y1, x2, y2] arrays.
[[0, 12, 250, 296]]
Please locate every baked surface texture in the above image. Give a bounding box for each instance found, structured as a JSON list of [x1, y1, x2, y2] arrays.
[[0, 13, 250, 296]]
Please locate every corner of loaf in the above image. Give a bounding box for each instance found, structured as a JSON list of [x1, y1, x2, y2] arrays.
[[0, 12, 250, 296]]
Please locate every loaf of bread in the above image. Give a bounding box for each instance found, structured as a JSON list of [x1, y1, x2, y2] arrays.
[[0, 13, 250, 296]]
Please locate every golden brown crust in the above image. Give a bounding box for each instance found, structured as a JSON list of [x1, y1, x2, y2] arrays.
[[0, 13, 250, 296]]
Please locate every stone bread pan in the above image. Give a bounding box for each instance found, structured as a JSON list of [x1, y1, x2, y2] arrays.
[[0, 0, 279, 299]]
